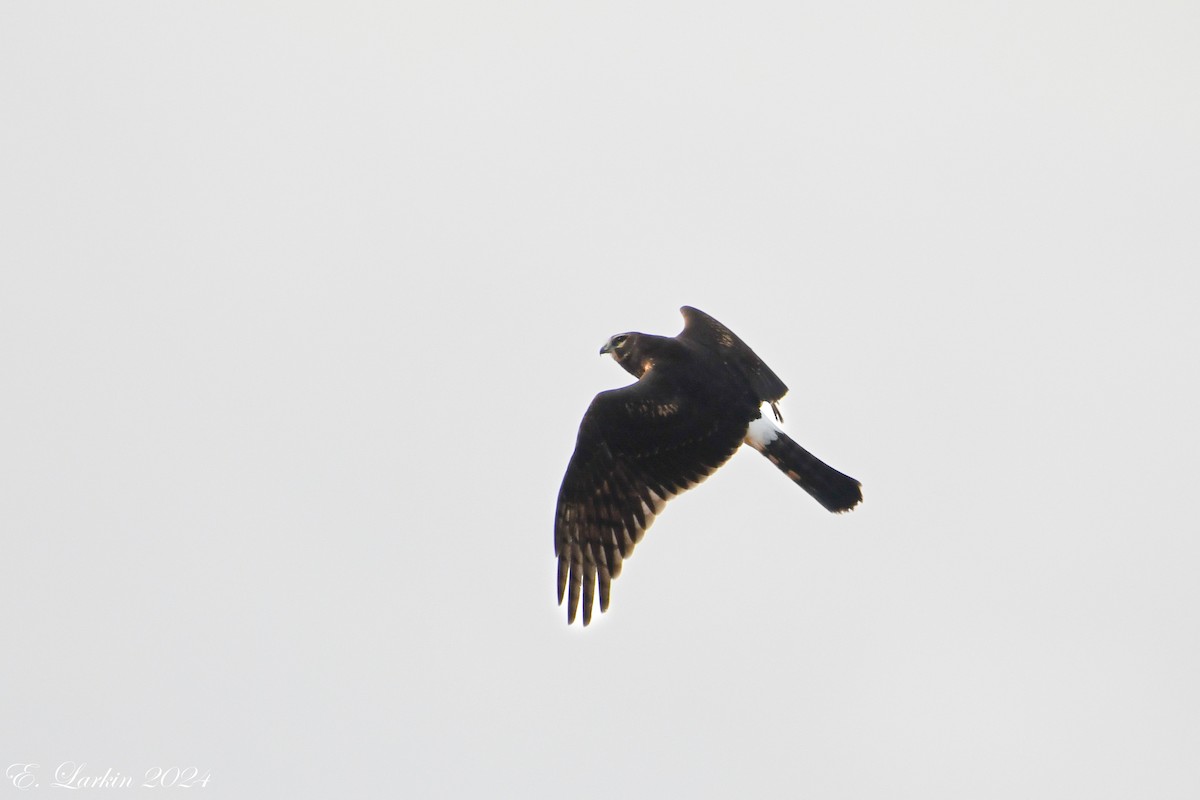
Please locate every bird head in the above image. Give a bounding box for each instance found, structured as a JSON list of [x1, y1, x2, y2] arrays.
[[599, 332, 634, 357], [600, 332, 652, 378]]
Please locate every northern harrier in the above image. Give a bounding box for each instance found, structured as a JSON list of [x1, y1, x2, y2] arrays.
[[555, 306, 862, 625]]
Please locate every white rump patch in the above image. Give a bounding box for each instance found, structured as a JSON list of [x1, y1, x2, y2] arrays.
[[744, 415, 781, 451]]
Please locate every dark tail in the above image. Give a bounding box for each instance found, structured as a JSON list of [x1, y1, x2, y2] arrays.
[[751, 427, 862, 513]]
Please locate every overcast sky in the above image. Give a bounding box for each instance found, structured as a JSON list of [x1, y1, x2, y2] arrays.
[[2, 1, 1198, 797]]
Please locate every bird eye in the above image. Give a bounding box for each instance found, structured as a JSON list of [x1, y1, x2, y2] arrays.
[[612, 335, 628, 347]]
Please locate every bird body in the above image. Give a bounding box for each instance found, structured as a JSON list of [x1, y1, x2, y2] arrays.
[[555, 306, 861, 625]]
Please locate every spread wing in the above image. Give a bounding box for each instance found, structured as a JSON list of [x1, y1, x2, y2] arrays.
[[554, 370, 751, 625], [678, 306, 788, 417]]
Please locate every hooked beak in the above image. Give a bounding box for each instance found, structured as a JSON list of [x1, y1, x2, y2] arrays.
[[599, 341, 613, 355]]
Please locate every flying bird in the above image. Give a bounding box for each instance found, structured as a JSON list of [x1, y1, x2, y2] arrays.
[[555, 306, 862, 625]]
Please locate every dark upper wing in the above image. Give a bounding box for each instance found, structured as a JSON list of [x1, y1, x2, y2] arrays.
[[678, 306, 788, 411], [554, 370, 751, 625]]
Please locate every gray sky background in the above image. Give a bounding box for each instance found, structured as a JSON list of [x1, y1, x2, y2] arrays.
[[2, 1, 1198, 797]]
